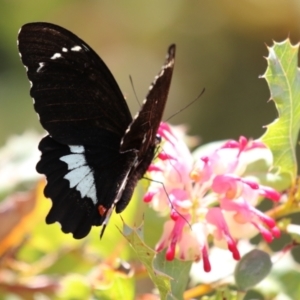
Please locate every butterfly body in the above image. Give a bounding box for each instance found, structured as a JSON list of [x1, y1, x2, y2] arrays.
[[18, 22, 175, 238]]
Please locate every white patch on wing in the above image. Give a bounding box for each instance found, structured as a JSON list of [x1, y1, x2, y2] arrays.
[[64, 165, 97, 204], [64, 165, 90, 187], [37, 62, 45, 73], [62, 47, 68, 52], [121, 111, 140, 146], [71, 45, 82, 52], [70, 145, 84, 154], [60, 154, 86, 169], [60, 145, 97, 204], [51, 53, 62, 60], [76, 173, 96, 200]]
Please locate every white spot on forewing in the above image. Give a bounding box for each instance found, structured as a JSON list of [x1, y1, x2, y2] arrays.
[[60, 154, 86, 169], [164, 60, 174, 69], [121, 127, 130, 145], [37, 62, 45, 73], [62, 47, 68, 52], [121, 110, 140, 146], [51, 53, 62, 60], [71, 45, 82, 52], [149, 70, 164, 91], [147, 56, 173, 92], [69, 145, 84, 154]]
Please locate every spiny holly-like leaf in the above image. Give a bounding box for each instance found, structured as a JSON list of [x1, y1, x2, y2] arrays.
[[121, 221, 172, 299], [122, 220, 190, 300], [261, 39, 300, 187], [154, 250, 192, 300]]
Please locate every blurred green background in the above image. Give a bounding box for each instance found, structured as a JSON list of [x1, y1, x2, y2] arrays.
[[2, 0, 300, 147]]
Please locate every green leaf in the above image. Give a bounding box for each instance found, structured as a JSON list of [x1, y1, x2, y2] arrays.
[[261, 39, 300, 187], [122, 221, 191, 300], [154, 250, 192, 300], [122, 221, 172, 299], [234, 249, 272, 291]]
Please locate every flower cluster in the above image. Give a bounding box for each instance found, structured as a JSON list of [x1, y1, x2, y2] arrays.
[[144, 123, 281, 272]]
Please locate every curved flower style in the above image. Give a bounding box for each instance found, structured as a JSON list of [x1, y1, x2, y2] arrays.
[[144, 123, 281, 272]]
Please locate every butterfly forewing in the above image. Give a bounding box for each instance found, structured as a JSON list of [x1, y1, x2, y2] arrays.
[[18, 22, 132, 145], [18, 22, 175, 239], [120, 45, 175, 155]]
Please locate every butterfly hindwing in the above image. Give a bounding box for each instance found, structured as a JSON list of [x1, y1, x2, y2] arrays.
[[18, 22, 175, 238], [37, 135, 137, 238]]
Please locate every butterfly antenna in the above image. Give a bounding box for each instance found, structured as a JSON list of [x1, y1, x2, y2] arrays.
[[142, 176, 192, 231], [143, 146, 191, 229], [129, 75, 141, 107], [166, 88, 205, 122]]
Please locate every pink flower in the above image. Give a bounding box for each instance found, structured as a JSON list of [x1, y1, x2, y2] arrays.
[[145, 123, 281, 272]]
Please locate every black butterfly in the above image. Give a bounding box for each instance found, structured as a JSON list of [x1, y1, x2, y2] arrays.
[[18, 22, 175, 239]]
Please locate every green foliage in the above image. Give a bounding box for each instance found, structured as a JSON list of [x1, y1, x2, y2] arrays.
[[261, 40, 300, 187], [123, 221, 192, 300], [123, 222, 173, 299], [153, 251, 192, 300], [276, 270, 300, 299], [234, 249, 272, 291]]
